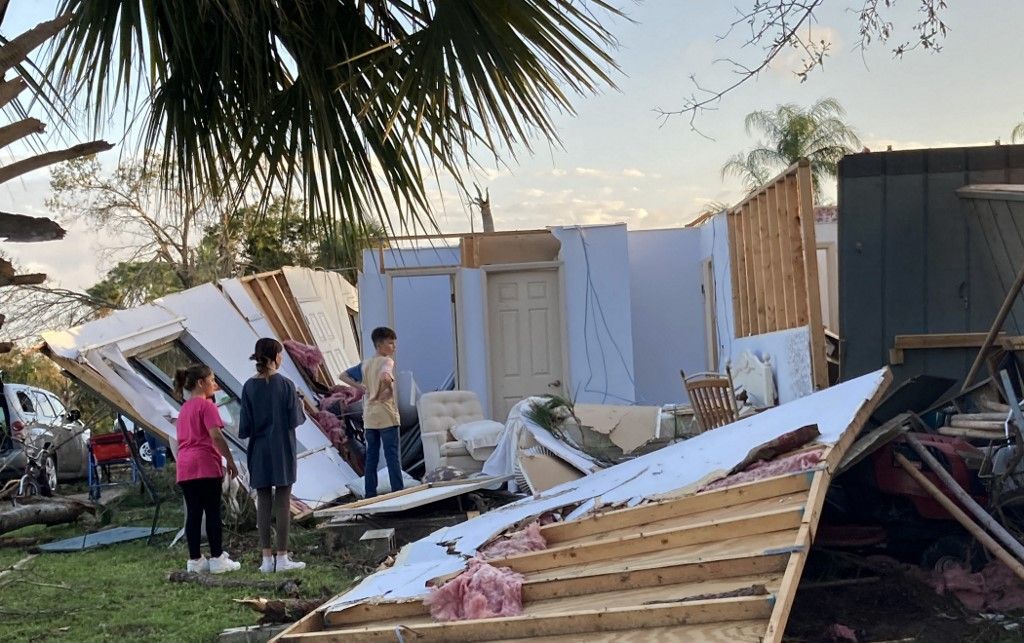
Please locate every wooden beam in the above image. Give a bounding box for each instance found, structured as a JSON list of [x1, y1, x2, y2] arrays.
[[495, 505, 804, 574], [0, 12, 73, 75], [0, 118, 45, 151], [0, 272, 46, 286], [894, 332, 1003, 349], [776, 179, 798, 328], [785, 174, 809, 327], [741, 201, 758, 336], [728, 213, 745, 338], [285, 595, 773, 642], [0, 140, 114, 186], [895, 452, 1024, 582], [0, 211, 66, 242], [0, 77, 26, 110], [764, 524, 811, 643], [796, 161, 827, 390], [540, 471, 812, 544], [759, 192, 779, 332], [747, 201, 767, 335], [765, 187, 786, 330]]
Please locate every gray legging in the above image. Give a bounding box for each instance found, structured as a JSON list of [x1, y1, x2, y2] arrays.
[[256, 485, 292, 552]]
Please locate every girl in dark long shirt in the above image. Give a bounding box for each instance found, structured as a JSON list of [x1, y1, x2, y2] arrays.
[[239, 338, 306, 573]]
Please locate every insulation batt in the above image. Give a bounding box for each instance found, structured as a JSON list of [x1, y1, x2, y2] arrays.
[[700, 448, 825, 491], [478, 521, 547, 559], [424, 559, 526, 621], [314, 410, 346, 448], [931, 560, 1024, 612], [283, 339, 324, 373]]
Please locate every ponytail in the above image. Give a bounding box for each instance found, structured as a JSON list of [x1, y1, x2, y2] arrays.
[[173, 364, 213, 401], [250, 337, 284, 377]]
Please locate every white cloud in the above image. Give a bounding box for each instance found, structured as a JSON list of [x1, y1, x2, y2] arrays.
[[574, 167, 606, 177], [524, 188, 546, 197], [550, 168, 567, 177], [622, 168, 645, 178]]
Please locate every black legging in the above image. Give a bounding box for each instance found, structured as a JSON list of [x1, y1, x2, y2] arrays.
[[179, 477, 223, 560]]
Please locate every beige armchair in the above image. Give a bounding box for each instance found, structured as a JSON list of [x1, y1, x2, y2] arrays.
[[417, 391, 504, 475]]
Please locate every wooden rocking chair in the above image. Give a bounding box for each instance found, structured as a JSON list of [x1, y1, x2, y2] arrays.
[[681, 368, 739, 433]]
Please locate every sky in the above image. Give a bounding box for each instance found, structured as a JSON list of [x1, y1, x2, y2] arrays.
[[3, 1, 1024, 291]]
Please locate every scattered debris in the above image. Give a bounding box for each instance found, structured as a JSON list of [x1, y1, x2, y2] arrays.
[[930, 560, 1024, 612], [235, 597, 328, 625], [700, 447, 824, 492], [37, 526, 176, 552], [0, 496, 99, 536]]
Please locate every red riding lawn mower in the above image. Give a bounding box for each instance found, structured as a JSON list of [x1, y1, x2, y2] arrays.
[[820, 375, 1024, 573]]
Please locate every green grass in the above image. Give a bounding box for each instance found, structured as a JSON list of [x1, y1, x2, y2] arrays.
[[0, 467, 364, 642]]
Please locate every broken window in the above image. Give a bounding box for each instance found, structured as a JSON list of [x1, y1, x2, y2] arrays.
[[16, 391, 35, 414]]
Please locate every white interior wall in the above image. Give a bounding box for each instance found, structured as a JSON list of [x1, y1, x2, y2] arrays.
[[627, 228, 707, 405], [391, 274, 456, 392], [552, 225, 636, 406], [456, 268, 490, 414]]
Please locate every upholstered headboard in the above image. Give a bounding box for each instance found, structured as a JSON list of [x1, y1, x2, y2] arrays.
[[417, 391, 485, 439]]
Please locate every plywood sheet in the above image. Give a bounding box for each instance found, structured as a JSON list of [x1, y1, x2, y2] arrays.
[[572, 403, 662, 453], [520, 453, 583, 493]]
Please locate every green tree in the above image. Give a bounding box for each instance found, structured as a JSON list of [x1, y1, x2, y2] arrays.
[[46, 1, 622, 241], [721, 98, 861, 200]]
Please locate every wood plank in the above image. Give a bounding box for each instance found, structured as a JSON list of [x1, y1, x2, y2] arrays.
[[796, 161, 827, 390], [739, 208, 754, 337], [763, 524, 812, 643], [747, 201, 767, 335], [728, 213, 746, 337], [522, 553, 790, 602], [285, 596, 774, 642], [741, 202, 759, 336], [495, 506, 804, 574], [894, 332, 1005, 349], [785, 174, 809, 327], [558, 492, 807, 548], [526, 529, 801, 583], [776, 178, 799, 328], [495, 620, 767, 643], [765, 185, 786, 330], [540, 471, 812, 544], [756, 193, 777, 332], [324, 555, 790, 628], [938, 426, 1007, 440]]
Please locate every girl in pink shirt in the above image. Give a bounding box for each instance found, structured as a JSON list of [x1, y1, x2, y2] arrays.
[[174, 364, 241, 574]]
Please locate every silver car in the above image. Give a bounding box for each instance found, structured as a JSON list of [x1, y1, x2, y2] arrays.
[[0, 382, 90, 494]]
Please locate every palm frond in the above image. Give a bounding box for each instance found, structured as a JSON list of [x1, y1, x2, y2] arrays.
[[45, 0, 623, 245]]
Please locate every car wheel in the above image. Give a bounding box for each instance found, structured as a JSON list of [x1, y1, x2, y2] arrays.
[[40, 453, 57, 496], [138, 440, 153, 464]]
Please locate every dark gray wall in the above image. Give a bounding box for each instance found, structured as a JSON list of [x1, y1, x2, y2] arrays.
[[839, 144, 1024, 387]]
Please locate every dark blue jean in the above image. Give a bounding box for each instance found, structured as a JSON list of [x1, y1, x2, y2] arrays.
[[364, 426, 403, 498]]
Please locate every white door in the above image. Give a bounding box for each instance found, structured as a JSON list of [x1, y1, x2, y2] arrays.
[[488, 269, 564, 421]]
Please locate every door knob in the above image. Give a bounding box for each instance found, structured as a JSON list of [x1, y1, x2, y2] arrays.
[[548, 380, 561, 388]]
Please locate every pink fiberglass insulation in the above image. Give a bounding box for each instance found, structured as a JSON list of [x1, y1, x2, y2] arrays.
[[321, 384, 363, 409], [314, 410, 346, 448], [931, 560, 1024, 612], [424, 559, 526, 621], [478, 521, 547, 560], [283, 339, 324, 373], [699, 448, 825, 492]]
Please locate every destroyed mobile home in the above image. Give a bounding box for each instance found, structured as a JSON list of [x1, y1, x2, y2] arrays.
[[18, 148, 1024, 639]]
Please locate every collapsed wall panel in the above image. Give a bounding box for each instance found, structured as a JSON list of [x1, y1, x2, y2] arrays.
[[278, 367, 891, 642], [41, 273, 359, 509]]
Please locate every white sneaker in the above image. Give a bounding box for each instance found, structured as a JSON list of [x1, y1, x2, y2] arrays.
[[186, 557, 209, 573], [259, 558, 276, 574], [275, 554, 306, 572], [208, 552, 241, 574]]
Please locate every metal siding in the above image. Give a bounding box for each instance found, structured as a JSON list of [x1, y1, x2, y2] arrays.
[[839, 144, 1024, 388]]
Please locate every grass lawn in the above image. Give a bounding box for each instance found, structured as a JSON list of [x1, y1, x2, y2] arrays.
[[0, 466, 368, 642]]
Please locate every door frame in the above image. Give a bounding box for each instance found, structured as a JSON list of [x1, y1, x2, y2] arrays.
[[481, 261, 570, 421], [700, 257, 719, 372], [384, 266, 461, 389]]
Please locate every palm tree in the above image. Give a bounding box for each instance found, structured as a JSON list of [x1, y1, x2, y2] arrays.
[[1013, 119, 1024, 144], [39, 1, 622, 246], [721, 97, 861, 199]]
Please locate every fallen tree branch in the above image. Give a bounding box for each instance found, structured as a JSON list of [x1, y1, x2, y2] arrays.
[[234, 597, 329, 624], [0, 554, 37, 588], [0, 497, 98, 536], [166, 571, 301, 597]]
